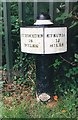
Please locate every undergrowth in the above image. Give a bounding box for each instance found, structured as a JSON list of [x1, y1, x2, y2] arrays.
[[2, 91, 77, 119]]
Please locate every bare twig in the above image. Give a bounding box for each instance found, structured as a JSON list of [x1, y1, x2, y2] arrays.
[[60, 55, 76, 66]]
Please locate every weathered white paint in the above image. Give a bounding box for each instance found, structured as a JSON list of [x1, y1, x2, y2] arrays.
[[20, 27, 67, 54], [20, 27, 43, 54], [45, 27, 67, 54]]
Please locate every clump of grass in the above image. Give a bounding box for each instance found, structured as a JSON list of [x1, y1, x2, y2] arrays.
[[2, 92, 77, 119], [2, 101, 30, 118]]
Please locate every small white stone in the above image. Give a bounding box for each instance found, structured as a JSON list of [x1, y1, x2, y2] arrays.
[[38, 93, 50, 102]]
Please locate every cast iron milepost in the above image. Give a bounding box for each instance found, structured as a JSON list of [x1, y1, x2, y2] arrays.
[[20, 13, 67, 102]]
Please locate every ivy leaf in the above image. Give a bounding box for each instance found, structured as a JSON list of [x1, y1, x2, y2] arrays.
[[53, 59, 62, 69]]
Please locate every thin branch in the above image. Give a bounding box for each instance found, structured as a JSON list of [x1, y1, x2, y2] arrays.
[[60, 55, 76, 66]]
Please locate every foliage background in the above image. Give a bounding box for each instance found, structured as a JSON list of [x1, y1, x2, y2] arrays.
[[1, 2, 78, 118], [2, 2, 78, 93]]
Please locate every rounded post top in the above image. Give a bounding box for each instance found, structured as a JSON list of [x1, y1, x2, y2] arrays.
[[34, 13, 53, 25], [37, 13, 51, 20]]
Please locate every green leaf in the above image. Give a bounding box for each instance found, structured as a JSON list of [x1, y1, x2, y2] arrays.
[[69, 22, 78, 29], [55, 13, 72, 22], [66, 73, 70, 78], [75, 54, 78, 59]]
